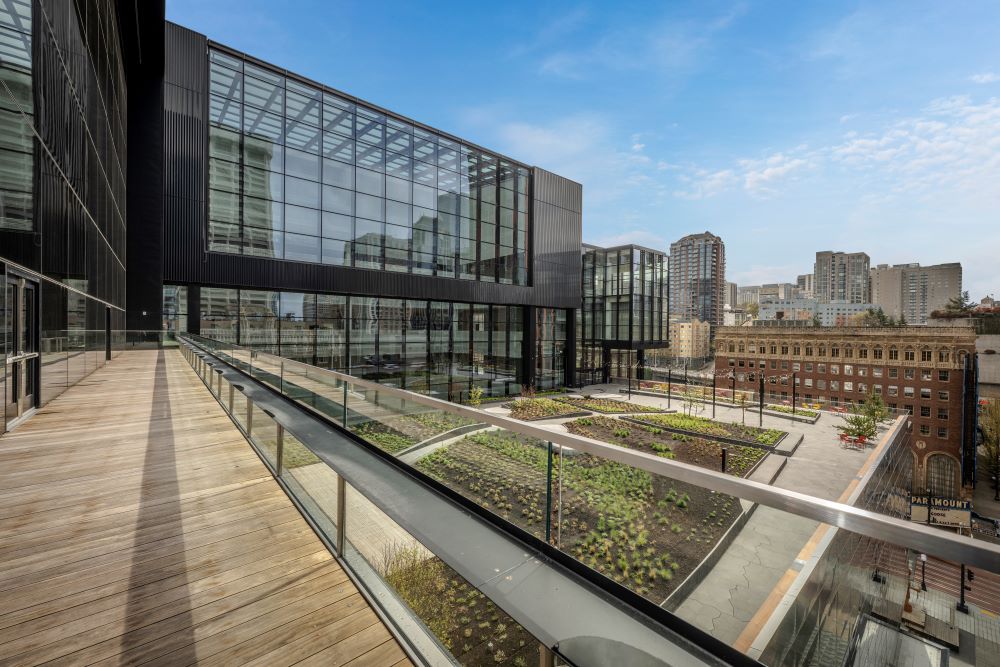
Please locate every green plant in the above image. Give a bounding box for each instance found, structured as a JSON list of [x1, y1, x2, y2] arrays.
[[468, 385, 485, 407]]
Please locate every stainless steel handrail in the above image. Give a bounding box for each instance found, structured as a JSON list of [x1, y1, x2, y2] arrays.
[[182, 333, 1000, 572]]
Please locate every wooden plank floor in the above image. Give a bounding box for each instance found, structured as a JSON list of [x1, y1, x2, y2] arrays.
[[0, 349, 411, 667]]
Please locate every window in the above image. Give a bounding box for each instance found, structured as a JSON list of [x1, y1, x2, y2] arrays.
[[920, 406, 931, 417], [938, 407, 948, 420], [921, 350, 932, 362], [889, 368, 898, 379], [805, 363, 813, 372], [793, 345, 801, 355], [904, 387, 914, 398], [781, 345, 789, 355], [804, 378, 813, 387], [872, 367, 883, 378], [831, 365, 839, 375], [904, 350, 915, 361], [938, 351, 950, 363], [857, 383, 866, 394], [831, 347, 840, 358], [844, 381, 853, 392], [888, 386, 898, 397], [937, 427, 948, 439], [921, 370, 932, 381], [831, 380, 840, 391], [920, 388, 931, 399], [793, 362, 801, 372], [904, 368, 915, 380], [844, 365, 853, 376], [805, 346, 813, 356], [920, 424, 931, 436], [859, 348, 868, 359], [818, 379, 827, 389], [873, 348, 883, 360], [818, 364, 826, 373], [873, 384, 882, 395], [938, 390, 949, 401], [888, 348, 898, 361], [938, 370, 949, 381]]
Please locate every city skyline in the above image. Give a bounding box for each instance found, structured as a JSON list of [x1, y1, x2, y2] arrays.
[[167, 0, 1000, 298]]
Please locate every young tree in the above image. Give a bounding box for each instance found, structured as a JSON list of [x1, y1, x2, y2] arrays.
[[737, 392, 749, 425], [861, 391, 891, 426], [746, 302, 760, 318], [898, 314, 908, 326], [980, 401, 1000, 500], [941, 290, 975, 315]]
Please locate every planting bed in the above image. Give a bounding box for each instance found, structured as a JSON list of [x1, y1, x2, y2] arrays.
[[633, 413, 786, 446], [504, 397, 588, 421], [415, 430, 743, 603], [556, 397, 666, 414], [766, 404, 820, 418], [567, 416, 765, 477], [352, 412, 478, 454], [381, 547, 536, 666]]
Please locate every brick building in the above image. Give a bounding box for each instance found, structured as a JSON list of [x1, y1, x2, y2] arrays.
[[714, 326, 977, 497]]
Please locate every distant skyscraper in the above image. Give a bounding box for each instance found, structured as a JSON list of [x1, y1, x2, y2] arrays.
[[725, 282, 738, 309], [737, 285, 761, 306], [668, 232, 726, 325], [797, 273, 814, 299], [813, 251, 870, 304], [870, 262, 962, 324]]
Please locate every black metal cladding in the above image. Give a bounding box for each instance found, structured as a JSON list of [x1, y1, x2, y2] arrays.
[[158, 22, 582, 311]]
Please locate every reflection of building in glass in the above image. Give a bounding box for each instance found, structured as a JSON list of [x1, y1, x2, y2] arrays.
[[576, 243, 669, 385], [142, 26, 582, 400]]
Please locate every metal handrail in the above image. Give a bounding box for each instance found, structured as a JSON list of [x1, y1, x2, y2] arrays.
[[181, 333, 1000, 572]]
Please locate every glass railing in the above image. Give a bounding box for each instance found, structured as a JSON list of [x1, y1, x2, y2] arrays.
[[179, 333, 1000, 667]]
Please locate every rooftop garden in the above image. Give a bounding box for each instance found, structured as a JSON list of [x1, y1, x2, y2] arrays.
[[631, 413, 785, 446], [555, 397, 666, 414], [505, 397, 586, 421]]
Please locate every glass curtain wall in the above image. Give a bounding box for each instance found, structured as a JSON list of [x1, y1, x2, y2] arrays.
[[1, 0, 127, 426], [206, 48, 530, 284], [179, 285, 529, 400], [576, 245, 667, 385]]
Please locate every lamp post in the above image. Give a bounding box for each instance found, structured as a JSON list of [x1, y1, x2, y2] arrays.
[[920, 553, 927, 591], [759, 372, 765, 427], [667, 368, 672, 409], [792, 372, 797, 415], [712, 372, 717, 418]]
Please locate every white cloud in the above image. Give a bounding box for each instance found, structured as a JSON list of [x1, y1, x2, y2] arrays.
[[631, 142, 646, 152], [591, 229, 664, 248], [970, 72, 1000, 84]]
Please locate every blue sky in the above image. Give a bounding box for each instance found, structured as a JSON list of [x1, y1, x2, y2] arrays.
[[168, 1, 1000, 299]]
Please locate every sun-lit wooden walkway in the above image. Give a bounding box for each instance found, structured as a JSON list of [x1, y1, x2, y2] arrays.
[[0, 349, 410, 666]]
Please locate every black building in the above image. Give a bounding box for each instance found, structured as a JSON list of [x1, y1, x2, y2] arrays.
[[1, 3, 582, 432], [1, 0, 161, 433], [576, 243, 669, 385]]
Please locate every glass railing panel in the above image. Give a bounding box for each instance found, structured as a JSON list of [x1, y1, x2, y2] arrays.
[[279, 360, 349, 424], [248, 406, 280, 470], [279, 429, 336, 535], [231, 384, 249, 430], [343, 482, 544, 667]]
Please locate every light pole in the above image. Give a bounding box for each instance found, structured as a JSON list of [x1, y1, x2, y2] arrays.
[[712, 371, 717, 418], [920, 553, 927, 591], [758, 372, 765, 427], [667, 368, 672, 409], [791, 371, 797, 415]]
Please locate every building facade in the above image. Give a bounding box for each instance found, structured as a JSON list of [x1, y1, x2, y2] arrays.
[[814, 251, 870, 304], [737, 285, 761, 306], [1, 0, 159, 434], [139, 29, 585, 401], [576, 243, 669, 385], [669, 320, 711, 367], [758, 298, 877, 326], [870, 262, 962, 325], [714, 326, 977, 496], [797, 273, 814, 299], [725, 281, 737, 309], [668, 232, 725, 325]]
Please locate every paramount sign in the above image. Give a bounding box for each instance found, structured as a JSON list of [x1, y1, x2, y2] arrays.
[[909, 495, 971, 528]]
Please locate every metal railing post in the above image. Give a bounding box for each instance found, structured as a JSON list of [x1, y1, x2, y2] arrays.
[[545, 441, 553, 543], [246, 399, 254, 437], [228, 382, 234, 413], [343, 382, 349, 427], [336, 475, 347, 555], [539, 644, 555, 667], [275, 424, 284, 476]]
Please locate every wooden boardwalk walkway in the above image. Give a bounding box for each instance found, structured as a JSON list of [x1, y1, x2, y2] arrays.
[[0, 349, 410, 666]]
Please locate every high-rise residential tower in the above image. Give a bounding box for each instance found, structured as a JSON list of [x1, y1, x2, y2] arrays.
[[668, 232, 726, 325], [813, 251, 871, 304], [870, 262, 962, 324], [797, 273, 814, 299]]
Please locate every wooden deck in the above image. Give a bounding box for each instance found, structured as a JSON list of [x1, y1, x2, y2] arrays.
[[0, 349, 411, 666]]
